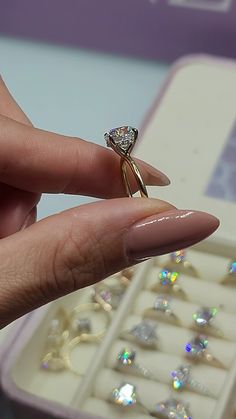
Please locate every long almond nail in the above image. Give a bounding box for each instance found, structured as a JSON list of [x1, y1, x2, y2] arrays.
[[138, 160, 171, 186], [126, 209, 219, 261]]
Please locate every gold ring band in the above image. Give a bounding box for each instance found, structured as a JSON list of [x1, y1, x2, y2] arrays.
[[105, 126, 148, 198]]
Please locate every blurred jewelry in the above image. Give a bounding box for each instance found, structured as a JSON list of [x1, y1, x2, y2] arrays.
[[92, 282, 126, 312], [44, 308, 69, 348], [40, 308, 69, 372], [120, 320, 158, 349], [163, 250, 199, 278], [221, 261, 236, 286], [151, 269, 188, 300], [191, 306, 223, 339], [63, 332, 101, 375], [185, 335, 225, 369], [110, 382, 149, 414], [152, 397, 192, 419], [115, 348, 153, 379], [105, 126, 148, 197], [41, 349, 66, 372], [171, 364, 213, 397], [69, 302, 111, 340], [143, 295, 181, 326]]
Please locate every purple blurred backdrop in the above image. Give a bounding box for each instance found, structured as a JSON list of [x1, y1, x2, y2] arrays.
[[0, 0, 236, 61]]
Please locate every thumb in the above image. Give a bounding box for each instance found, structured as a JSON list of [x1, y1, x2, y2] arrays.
[[0, 197, 219, 327]]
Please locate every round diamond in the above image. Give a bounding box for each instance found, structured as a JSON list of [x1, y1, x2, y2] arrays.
[[105, 126, 137, 153], [171, 365, 191, 390], [159, 269, 179, 286], [112, 383, 137, 407], [118, 349, 135, 366], [193, 307, 218, 327]]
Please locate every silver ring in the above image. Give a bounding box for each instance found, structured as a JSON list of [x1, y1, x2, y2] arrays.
[[115, 348, 153, 379], [171, 364, 213, 397], [191, 306, 223, 339], [185, 335, 225, 369], [161, 250, 199, 278], [151, 269, 188, 300], [151, 397, 192, 419], [143, 295, 181, 326]]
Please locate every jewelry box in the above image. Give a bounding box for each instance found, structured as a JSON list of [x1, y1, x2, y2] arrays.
[[1, 55, 236, 419]]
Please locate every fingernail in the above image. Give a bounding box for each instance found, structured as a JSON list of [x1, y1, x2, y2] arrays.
[[126, 209, 219, 261], [141, 161, 171, 186]]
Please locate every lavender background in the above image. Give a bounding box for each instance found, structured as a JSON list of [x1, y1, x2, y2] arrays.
[[207, 120, 236, 202], [0, 0, 236, 61]]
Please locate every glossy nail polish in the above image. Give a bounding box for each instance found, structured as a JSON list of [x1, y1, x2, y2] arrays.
[[126, 209, 219, 261]]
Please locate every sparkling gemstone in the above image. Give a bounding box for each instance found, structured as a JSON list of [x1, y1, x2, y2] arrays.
[[159, 269, 179, 286], [185, 335, 208, 358], [118, 349, 136, 366], [130, 320, 158, 346], [112, 383, 137, 407], [155, 398, 192, 419], [193, 307, 218, 327], [171, 365, 191, 390], [229, 261, 236, 274], [154, 295, 172, 313], [170, 250, 186, 264], [105, 126, 137, 153]]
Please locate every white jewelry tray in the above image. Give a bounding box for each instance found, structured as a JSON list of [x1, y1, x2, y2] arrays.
[[1, 238, 236, 419]]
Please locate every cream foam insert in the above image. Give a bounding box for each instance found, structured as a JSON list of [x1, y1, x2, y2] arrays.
[[9, 243, 236, 419]]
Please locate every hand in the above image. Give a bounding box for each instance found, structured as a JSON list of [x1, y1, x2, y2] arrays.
[[0, 77, 219, 327]]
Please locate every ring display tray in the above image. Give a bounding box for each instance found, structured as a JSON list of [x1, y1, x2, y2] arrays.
[[1, 55, 236, 419], [1, 242, 236, 419]]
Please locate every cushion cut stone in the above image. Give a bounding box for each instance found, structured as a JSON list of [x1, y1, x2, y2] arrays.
[[130, 320, 158, 346], [155, 398, 192, 419], [112, 383, 137, 407], [185, 335, 208, 358], [105, 126, 137, 153]]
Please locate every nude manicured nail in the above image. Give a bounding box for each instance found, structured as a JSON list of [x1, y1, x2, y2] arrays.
[[143, 162, 171, 186], [126, 210, 219, 261]]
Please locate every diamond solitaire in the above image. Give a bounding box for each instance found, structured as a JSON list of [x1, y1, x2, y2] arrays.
[[105, 126, 137, 154]]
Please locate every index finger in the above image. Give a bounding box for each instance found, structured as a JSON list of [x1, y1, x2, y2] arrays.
[[0, 115, 170, 198]]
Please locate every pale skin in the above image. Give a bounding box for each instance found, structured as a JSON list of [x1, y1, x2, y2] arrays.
[[0, 77, 218, 328]]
